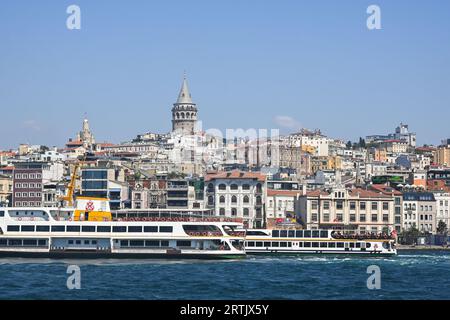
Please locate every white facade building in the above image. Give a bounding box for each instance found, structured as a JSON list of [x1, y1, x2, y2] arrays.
[[435, 192, 450, 230], [205, 171, 266, 228]]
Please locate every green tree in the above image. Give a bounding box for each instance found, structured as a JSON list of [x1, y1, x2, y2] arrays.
[[346, 141, 352, 149], [437, 220, 448, 235], [400, 224, 421, 245]]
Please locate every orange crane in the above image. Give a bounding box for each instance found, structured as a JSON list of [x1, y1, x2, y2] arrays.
[[61, 162, 80, 207]]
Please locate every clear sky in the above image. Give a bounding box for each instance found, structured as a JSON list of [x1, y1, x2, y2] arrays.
[[0, 0, 449, 149]]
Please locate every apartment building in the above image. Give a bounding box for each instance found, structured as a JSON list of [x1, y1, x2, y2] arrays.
[[205, 170, 266, 228], [299, 187, 396, 234], [403, 192, 436, 234]]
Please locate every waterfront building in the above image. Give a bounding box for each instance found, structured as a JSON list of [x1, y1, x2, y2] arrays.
[[402, 192, 436, 234], [298, 187, 396, 234], [434, 192, 450, 230], [205, 170, 266, 228], [369, 184, 403, 233]]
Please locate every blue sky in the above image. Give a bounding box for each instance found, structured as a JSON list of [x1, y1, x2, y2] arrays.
[[0, 0, 449, 149]]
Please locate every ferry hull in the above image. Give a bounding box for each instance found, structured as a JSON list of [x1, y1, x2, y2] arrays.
[[246, 250, 396, 256], [0, 250, 246, 260]]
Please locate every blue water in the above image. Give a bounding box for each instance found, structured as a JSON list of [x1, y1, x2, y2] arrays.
[[0, 250, 449, 300]]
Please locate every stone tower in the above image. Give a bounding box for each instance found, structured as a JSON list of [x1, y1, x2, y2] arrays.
[[77, 117, 95, 147], [171, 75, 198, 135]]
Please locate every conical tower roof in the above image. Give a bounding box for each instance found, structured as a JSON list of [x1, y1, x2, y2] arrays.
[[176, 75, 193, 104]]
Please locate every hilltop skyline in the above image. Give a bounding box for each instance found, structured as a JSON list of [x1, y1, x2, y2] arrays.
[[1, 0, 449, 149]]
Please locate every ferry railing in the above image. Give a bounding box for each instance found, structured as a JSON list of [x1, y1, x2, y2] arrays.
[[331, 232, 395, 240]]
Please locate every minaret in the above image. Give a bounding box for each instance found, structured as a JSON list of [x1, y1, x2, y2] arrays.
[[171, 74, 198, 135]]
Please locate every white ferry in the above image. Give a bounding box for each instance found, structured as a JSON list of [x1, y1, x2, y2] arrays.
[[245, 229, 397, 256], [0, 199, 246, 260]]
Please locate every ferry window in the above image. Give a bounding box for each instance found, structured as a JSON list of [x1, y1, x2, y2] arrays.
[[82, 226, 95, 232], [312, 242, 319, 248], [256, 242, 263, 247], [67, 226, 81, 232], [356, 243, 361, 248], [9, 239, 22, 246], [247, 241, 255, 247], [113, 226, 127, 233], [271, 242, 279, 247], [366, 243, 371, 249], [160, 240, 169, 247], [36, 226, 50, 232], [75, 240, 81, 245], [280, 242, 288, 248], [304, 242, 311, 247], [144, 226, 158, 233], [288, 230, 295, 238], [312, 230, 320, 238], [23, 239, 37, 246], [68, 240, 74, 244], [288, 242, 292, 247], [349, 243, 355, 248], [0, 239, 6, 246], [280, 230, 288, 238], [145, 240, 160, 247], [0, 211, 4, 217], [84, 240, 90, 245], [272, 230, 280, 238], [92, 240, 97, 245], [97, 226, 111, 233], [320, 242, 327, 248], [264, 242, 271, 247], [51, 226, 65, 232], [246, 231, 269, 236], [176, 241, 191, 247], [337, 243, 344, 248], [296, 230, 303, 238], [159, 226, 173, 233], [120, 240, 129, 247], [328, 242, 336, 248], [304, 230, 311, 238], [7, 225, 20, 232], [298, 242, 303, 247], [21, 225, 35, 232], [128, 226, 142, 233], [320, 231, 328, 238], [38, 240, 47, 246]]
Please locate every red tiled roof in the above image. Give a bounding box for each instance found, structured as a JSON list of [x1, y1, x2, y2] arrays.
[[66, 140, 83, 146], [349, 189, 392, 198], [98, 143, 116, 147], [306, 190, 330, 197], [205, 170, 266, 182], [370, 184, 402, 196], [306, 188, 392, 198]]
